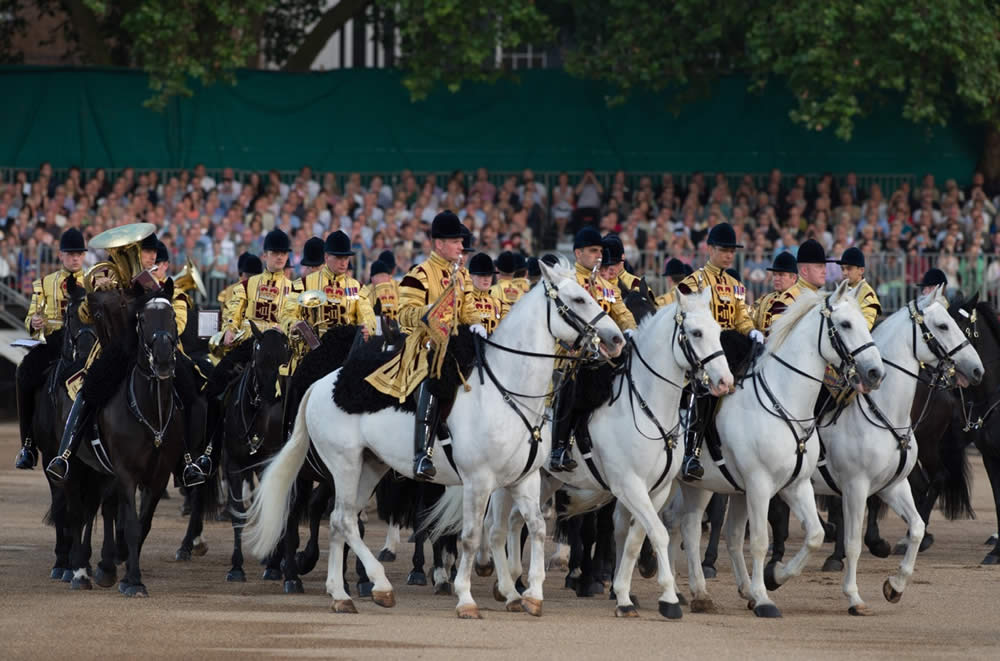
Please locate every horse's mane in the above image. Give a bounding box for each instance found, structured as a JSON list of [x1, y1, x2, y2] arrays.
[[973, 300, 1000, 346], [636, 299, 675, 336], [766, 288, 822, 353]]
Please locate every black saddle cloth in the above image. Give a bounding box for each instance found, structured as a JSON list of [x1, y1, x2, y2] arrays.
[[699, 330, 763, 453], [332, 326, 477, 416], [291, 325, 362, 395]]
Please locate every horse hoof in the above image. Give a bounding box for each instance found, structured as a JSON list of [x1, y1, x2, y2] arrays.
[[125, 584, 148, 598], [357, 581, 374, 598], [701, 564, 717, 579], [564, 574, 578, 590], [848, 604, 871, 616], [822, 556, 844, 572], [919, 533, 934, 552], [883, 579, 902, 603], [50, 567, 68, 580], [615, 605, 639, 618], [981, 553, 1000, 566], [866, 538, 891, 558], [192, 541, 208, 557], [283, 579, 304, 594], [62, 569, 73, 583], [492, 580, 505, 602], [474, 559, 495, 577], [522, 597, 543, 617], [261, 568, 282, 581], [658, 600, 683, 620], [226, 569, 246, 582], [690, 598, 717, 614], [406, 570, 427, 586], [175, 548, 192, 562], [377, 549, 396, 562], [753, 603, 782, 618], [70, 576, 92, 590], [764, 562, 782, 591], [372, 590, 396, 608], [118, 580, 129, 594], [332, 599, 357, 614], [456, 604, 482, 620], [505, 599, 523, 613], [94, 567, 116, 588]]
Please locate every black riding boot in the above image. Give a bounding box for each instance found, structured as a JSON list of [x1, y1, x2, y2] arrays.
[[680, 389, 704, 482], [45, 394, 93, 483], [548, 372, 578, 472], [413, 381, 438, 481], [15, 379, 37, 469]]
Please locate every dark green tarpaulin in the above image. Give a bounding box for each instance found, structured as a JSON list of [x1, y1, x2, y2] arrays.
[[0, 66, 983, 178]]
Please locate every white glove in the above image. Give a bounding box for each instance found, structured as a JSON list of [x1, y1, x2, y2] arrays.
[[749, 329, 765, 344], [470, 324, 488, 338]]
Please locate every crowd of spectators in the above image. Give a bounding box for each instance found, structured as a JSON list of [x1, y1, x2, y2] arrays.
[[2, 163, 1000, 306]]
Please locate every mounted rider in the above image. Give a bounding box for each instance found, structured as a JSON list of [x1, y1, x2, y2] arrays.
[[835, 247, 881, 330], [676, 222, 763, 481], [466, 252, 509, 335], [15, 228, 87, 470], [601, 233, 655, 305], [655, 258, 693, 308], [750, 251, 801, 335], [222, 229, 302, 342], [548, 226, 637, 472], [365, 211, 485, 481], [44, 224, 206, 487]]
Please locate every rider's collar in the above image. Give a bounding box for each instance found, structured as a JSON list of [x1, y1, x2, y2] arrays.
[[575, 262, 597, 279], [428, 251, 455, 270], [798, 277, 820, 292], [703, 262, 723, 277]]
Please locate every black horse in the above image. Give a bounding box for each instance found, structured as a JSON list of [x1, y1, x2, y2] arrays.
[[220, 322, 290, 583], [20, 275, 100, 580], [62, 284, 189, 596]]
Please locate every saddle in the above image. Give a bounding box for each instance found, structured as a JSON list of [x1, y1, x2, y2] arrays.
[[697, 330, 765, 464], [333, 326, 478, 417]]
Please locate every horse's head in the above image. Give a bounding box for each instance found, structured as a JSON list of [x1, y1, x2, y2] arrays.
[[89, 286, 134, 349], [249, 320, 290, 402], [623, 279, 657, 324], [63, 273, 97, 363], [538, 256, 625, 358], [823, 280, 885, 393], [137, 292, 178, 381], [914, 286, 983, 388], [674, 288, 733, 396]]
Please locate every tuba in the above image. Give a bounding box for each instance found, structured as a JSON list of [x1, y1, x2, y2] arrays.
[[173, 259, 207, 299], [83, 222, 157, 292]]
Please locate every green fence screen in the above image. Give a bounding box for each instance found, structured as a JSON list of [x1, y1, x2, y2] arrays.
[[0, 66, 984, 180]]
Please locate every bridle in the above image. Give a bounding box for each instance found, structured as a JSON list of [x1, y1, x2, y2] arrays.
[[879, 300, 970, 388], [954, 304, 1000, 431], [235, 335, 287, 455], [542, 279, 609, 359], [128, 300, 178, 448]]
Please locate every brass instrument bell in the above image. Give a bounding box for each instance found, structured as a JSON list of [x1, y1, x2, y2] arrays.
[[83, 222, 157, 291], [173, 259, 208, 299]]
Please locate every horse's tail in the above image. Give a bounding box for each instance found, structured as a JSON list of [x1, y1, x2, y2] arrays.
[[564, 487, 612, 517], [937, 434, 976, 520], [421, 485, 465, 542], [244, 383, 314, 559]]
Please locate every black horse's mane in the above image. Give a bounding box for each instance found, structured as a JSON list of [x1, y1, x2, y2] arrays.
[[973, 300, 1000, 349]]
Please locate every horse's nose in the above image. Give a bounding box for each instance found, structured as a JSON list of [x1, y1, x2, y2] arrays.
[[867, 367, 884, 387], [612, 334, 624, 346], [972, 366, 983, 384]]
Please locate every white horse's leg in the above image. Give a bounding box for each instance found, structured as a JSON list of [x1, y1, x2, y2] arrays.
[[771, 479, 824, 585], [840, 480, 871, 614], [723, 493, 752, 601], [331, 460, 394, 606], [744, 484, 781, 617], [485, 488, 520, 607], [678, 484, 715, 609], [507, 471, 546, 615], [611, 515, 645, 614], [325, 519, 352, 611], [879, 480, 925, 605], [454, 482, 493, 619], [614, 482, 682, 619]]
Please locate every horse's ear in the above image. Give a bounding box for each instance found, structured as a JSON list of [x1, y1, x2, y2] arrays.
[[66, 273, 80, 296], [918, 284, 941, 310], [832, 279, 850, 302], [638, 278, 649, 299], [162, 277, 174, 301], [968, 290, 980, 307], [249, 319, 262, 340]]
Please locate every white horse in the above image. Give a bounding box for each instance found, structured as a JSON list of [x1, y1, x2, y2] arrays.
[[673, 280, 885, 617], [813, 286, 982, 615], [481, 289, 733, 619], [243, 258, 625, 618]]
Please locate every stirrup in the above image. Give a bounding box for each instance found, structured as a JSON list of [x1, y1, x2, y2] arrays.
[[548, 449, 565, 473], [681, 454, 704, 482], [194, 453, 213, 476], [15, 446, 37, 470], [182, 463, 207, 488], [414, 454, 436, 481], [45, 455, 70, 483]]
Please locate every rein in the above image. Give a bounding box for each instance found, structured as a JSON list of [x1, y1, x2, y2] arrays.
[[127, 305, 178, 448]]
